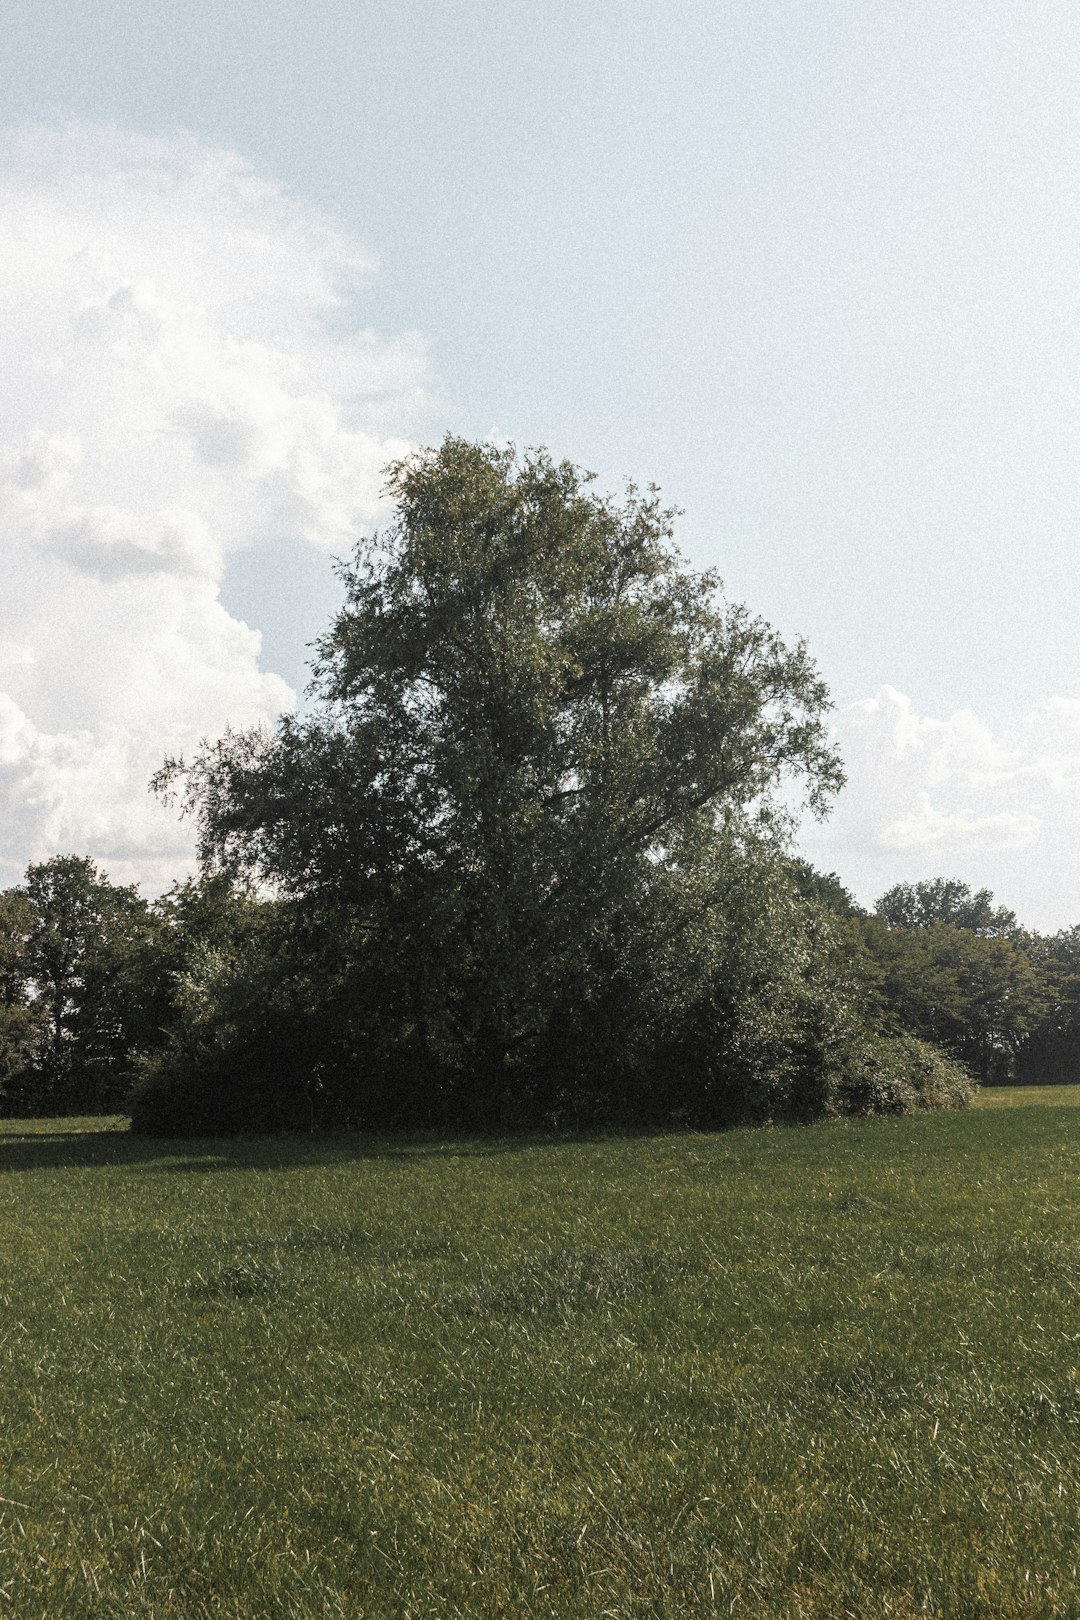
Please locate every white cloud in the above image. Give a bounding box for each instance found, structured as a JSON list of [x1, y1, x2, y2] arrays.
[[801, 685, 1080, 930], [878, 795, 1041, 854], [43, 507, 223, 583], [0, 123, 433, 888]]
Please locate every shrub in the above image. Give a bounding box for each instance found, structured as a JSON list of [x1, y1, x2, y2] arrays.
[[828, 1031, 974, 1118], [130, 856, 974, 1136], [129, 919, 318, 1135]]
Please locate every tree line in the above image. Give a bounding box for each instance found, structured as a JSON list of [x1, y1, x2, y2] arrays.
[[2, 439, 1073, 1132], [791, 870, 1080, 1087], [2, 855, 1074, 1127], [0, 861, 250, 1118]]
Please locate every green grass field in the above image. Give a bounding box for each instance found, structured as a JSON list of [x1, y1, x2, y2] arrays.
[[1, 1094, 1077, 1618]]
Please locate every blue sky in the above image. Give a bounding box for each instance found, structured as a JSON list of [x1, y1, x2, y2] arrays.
[[3, 2, 1080, 925]]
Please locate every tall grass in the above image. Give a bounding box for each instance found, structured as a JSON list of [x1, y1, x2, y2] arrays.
[[1, 1099, 1077, 1618]]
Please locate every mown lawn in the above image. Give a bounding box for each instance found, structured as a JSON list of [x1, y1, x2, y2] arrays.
[[976, 1083, 1080, 1109], [1, 1097, 1077, 1618]]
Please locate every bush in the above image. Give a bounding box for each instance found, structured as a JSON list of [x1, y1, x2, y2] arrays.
[[130, 859, 974, 1136], [128, 911, 318, 1135], [828, 1031, 974, 1118]]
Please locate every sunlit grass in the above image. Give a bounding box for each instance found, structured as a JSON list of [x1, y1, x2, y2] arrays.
[[1, 1102, 1076, 1618], [976, 1083, 1080, 1108]]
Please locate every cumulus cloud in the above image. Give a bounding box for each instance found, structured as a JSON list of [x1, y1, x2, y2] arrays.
[[44, 507, 223, 583], [800, 685, 1080, 930], [0, 123, 433, 887]]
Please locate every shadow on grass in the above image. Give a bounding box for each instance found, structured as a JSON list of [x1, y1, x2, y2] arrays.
[[0, 1122, 595, 1175]]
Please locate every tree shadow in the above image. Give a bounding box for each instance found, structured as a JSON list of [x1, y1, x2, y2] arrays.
[[0, 1123, 595, 1174]]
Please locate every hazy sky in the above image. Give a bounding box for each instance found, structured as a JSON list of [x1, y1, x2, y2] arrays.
[[3, 1, 1080, 926]]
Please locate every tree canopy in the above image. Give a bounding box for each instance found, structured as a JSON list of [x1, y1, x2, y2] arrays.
[[0, 856, 163, 1114], [142, 437, 965, 1132], [862, 913, 1047, 1083], [4, 450, 1075, 1125], [875, 878, 1019, 939], [166, 439, 842, 877]]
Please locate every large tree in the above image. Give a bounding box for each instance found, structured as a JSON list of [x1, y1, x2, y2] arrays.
[[144, 439, 969, 1130]]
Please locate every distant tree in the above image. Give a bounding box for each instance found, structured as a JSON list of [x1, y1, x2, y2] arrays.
[[875, 878, 1019, 939], [141, 436, 897, 1133], [863, 916, 1048, 1083], [1016, 927, 1080, 1083], [0, 888, 39, 1110], [6, 856, 163, 1115]]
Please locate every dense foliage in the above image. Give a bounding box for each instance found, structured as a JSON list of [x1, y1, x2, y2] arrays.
[[1013, 926, 1080, 1084], [0, 857, 165, 1114], [7, 445, 1073, 1127], [874, 878, 1020, 938], [0, 863, 254, 1117], [805, 873, 1077, 1086], [133, 438, 971, 1132]]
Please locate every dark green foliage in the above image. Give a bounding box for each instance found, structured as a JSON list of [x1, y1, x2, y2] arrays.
[[787, 857, 865, 918], [865, 881, 1053, 1083], [0, 863, 285, 1120], [131, 886, 431, 1134], [1016, 926, 1080, 1083], [829, 1030, 974, 1115], [875, 876, 1019, 938], [129, 893, 327, 1135], [0, 888, 39, 1109], [135, 437, 957, 1135], [0, 856, 164, 1115]]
